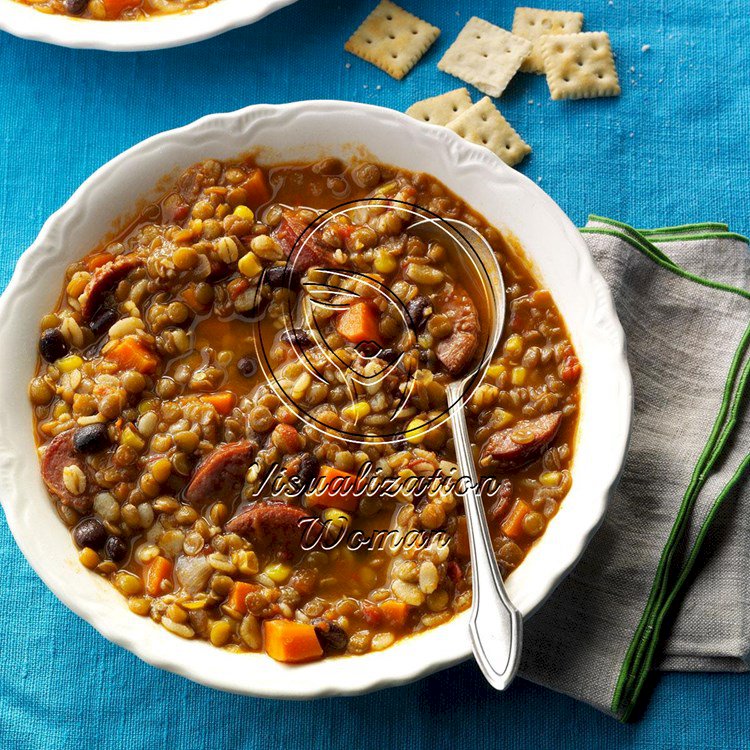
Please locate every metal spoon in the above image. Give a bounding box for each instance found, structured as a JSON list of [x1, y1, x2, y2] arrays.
[[409, 217, 522, 690]]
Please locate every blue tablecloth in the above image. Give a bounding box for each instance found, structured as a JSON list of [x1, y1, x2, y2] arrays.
[[1, 1, 748, 747]]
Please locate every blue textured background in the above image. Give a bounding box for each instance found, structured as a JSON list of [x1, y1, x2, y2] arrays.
[[1, 1, 748, 748]]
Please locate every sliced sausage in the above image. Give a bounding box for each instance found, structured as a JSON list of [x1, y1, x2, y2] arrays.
[[488, 478, 514, 522], [480, 412, 563, 470], [40, 430, 92, 512], [80, 254, 143, 321], [273, 212, 337, 273], [435, 284, 480, 376], [183, 440, 256, 504], [225, 502, 324, 555]]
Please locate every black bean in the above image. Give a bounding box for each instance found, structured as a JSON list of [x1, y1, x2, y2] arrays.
[[73, 424, 111, 454], [418, 349, 436, 367], [88, 307, 118, 338], [265, 265, 301, 291], [64, 0, 89, 14], [73, 518, 107, 550], [355, 340, 381, 358], [296, 453, 320, 489], [39, 328, 69, 363], [280, 328, 313, 348], [105, 536, 129, 563], [379, 348, 399, 364], [237, 356, 258, 378], [407, 296, 433, 331], [313, 618, 349, 653]]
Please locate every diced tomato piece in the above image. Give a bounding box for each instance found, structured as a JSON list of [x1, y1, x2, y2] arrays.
[[561, 348, 582, 384], [361, 602, 383, 628]]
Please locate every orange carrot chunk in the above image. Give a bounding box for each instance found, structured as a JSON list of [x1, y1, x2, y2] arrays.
[[241, 169, 271, 209], [336, 300, 382, 345], [103, 0, 140, 17], [201, 392, 237, 415], [105, 338, 158, 375], [380, 599, 410, 628], [227, 581, 259, 615], [455, 515, 471, 559], [86, 253, 113, 272], [144, 556, 173, 597], [306, 465, 360, 512], [501, 500, 531, 540], [264, 619, 323, 663]]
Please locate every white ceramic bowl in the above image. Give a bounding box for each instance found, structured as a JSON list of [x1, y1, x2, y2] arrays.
[[0, 101, 632, 698], [0, 0, 297, 51]]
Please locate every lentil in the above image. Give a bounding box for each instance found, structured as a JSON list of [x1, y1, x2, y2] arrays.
[[31, 156, 580, 664]]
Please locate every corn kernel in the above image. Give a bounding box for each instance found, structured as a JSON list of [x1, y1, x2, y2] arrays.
[[238, 251, 263, 279], [495, 409, 514, 428], [374, 248, 399, 275], [486, 364, 506, 380], [264, 562, 292, 584], [405, 417, 428, 444], [504, 334, 524, 357], [511, 367, 527, 386], [121, 426, 145, 451], [342, 402, 371, 421], [56, 355, 83, 373], [321, 507, 352, 531], [79, 547, 100, 570], [540, 471, 562, 487], [233, 205, 254, 221]]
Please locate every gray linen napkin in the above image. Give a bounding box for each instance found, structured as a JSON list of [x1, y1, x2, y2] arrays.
[[518, 217, 750, 719]]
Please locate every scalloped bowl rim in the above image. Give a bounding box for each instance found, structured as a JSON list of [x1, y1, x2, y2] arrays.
[[0, 0, 298, 51], [0, 101, 632, 698]]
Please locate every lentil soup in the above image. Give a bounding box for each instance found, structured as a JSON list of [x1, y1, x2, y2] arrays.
[[30, 155, 581, 662], [16, 0, 219, 20]]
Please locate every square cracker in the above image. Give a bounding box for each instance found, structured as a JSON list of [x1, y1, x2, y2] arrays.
[[405, 88, 473, 126], [512, 7, 584, 74], [541, 31, 621, 100], [345, 1, 440, 80], [437, 17, 532, 98], [446, 96, 531, 167]]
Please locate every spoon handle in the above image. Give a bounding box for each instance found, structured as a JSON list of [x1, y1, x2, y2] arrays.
[[447, 383, 523, 690]]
